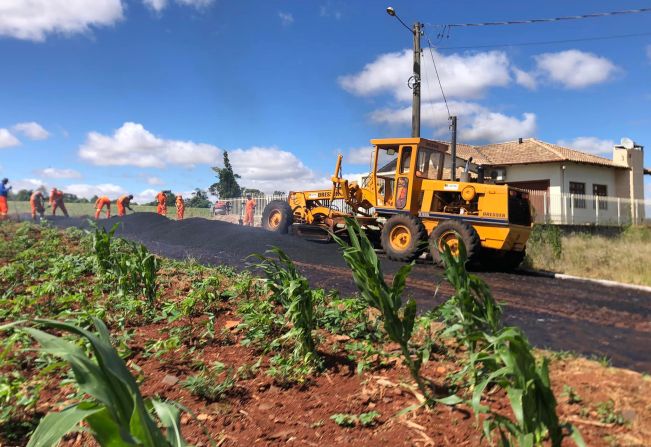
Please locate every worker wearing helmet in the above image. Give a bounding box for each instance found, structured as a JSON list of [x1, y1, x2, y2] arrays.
[[117, 194, 134, 217], [156, 191, 167, 216], [176, 194, 185, 220], [243, 194, 256, 226], [95, 196, 111, 219], [50, 188, 69, 217], [30, 191, 45, 219], [0, 178, 11, 219]]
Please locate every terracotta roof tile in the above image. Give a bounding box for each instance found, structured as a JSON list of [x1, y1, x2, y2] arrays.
[[442, 138, 624, 169]]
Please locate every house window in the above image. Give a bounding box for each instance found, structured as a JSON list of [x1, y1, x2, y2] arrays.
[[593, 184, 608, 210], [569, 182, 585, 209]]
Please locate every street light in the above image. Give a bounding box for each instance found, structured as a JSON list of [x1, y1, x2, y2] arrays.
[[386, 6, 422, 138], [386, 6, 413, 33]]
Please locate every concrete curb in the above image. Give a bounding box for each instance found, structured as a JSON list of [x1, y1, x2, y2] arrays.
[[521, 269, 651, 293]]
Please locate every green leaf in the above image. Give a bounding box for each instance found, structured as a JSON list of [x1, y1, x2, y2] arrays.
[[152, 400, 189, 447], [27, 402, 104, 447], [402, 299, 417, 341], [436, 395, 464, 406]]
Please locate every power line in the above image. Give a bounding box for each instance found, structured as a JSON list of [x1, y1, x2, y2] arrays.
[[426, 37, 450, 118], [430, 7, 651, 29], [436, 31, 651, 51]]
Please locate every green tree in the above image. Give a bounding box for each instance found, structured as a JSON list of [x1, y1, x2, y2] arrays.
[[210, 151, 241, 199], [240, 187, 264, 198], [186, 188, 212, 208], [9, 189, 32, 201], [273, 190, 286, 197]]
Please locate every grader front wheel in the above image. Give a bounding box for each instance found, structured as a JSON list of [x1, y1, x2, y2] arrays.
[[381, 215, 427, 262], [261, 200, 293, 234], [429, 220, 480, 266]]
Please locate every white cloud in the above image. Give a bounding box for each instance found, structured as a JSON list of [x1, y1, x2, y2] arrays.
[[512, 67, 537, 90], [557, 137, 615, 156], [278, 12, 294, 26], [146, 176, 164, 185], [339, 49, 511, 102], [37, 168, 82, 179], [346, 147, 373, 165], [133, 188, 158, 204], [460, 112, 537, 143], [320, 3, 342, 20], [370, 101, 485, 129], [78, 122, 221, 168], [65, 183, 126, 199], [11, 178, 47, 191], [369, 101, 534, 143], [0, 0, 123, 42], [13, 122, 50, 140], [534, 50, 618, 89], [0, 129, 20, 148], [226, 147, 329, 193], [143, 0, 215, 12]]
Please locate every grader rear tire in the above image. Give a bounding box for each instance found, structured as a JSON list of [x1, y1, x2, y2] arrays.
[[380, 214, 427, 262], [261, 200, 293, 234], [429, 220, 480, 267]]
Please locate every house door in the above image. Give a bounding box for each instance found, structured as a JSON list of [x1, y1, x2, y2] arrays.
[[508, 180, 550, 223]]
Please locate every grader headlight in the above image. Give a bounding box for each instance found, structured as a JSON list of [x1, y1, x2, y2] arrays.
[[461, 185, 476, 202]]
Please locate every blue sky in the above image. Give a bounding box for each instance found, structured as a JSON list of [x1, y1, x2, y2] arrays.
[[0, 0, 649, 202]]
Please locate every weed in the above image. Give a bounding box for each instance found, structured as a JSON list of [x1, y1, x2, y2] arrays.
[[561, 385, 583, 405], [595, 400, 625, 425], [183, 362, 236, 402], [330, 411, 380, 428]]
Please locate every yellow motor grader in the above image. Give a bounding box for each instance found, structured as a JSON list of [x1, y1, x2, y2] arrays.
[[261, 137, 533, 270]]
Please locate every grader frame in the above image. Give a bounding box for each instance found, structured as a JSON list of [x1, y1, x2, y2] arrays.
[[262, 137, 533, 269]]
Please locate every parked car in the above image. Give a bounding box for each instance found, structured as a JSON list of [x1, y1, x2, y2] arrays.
[[213, 201, 231, 216]]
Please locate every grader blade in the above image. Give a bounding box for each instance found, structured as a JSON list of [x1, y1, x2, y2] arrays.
[[291, 224, 332, 242]]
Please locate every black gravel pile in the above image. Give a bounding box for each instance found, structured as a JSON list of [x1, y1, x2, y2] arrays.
[[49, 212, 348, 267]]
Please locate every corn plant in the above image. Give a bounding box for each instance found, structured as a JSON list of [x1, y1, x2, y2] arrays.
[[437, 243, 502, 351], [332, 218, 429, 402], [438, 241, 584, 447], [91, 222, 119, 272], [1, 317, 191, 447], [250, 247, 318, 363]]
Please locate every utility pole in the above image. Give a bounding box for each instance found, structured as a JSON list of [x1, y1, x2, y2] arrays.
[[450, 116, 457, 181], [411, 22, 421, 138], [386, 7, 422, 137]]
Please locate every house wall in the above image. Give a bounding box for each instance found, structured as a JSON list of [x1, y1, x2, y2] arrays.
[[504, 162, 624, 224]]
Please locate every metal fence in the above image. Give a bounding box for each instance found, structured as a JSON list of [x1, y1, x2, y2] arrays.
[[9, 191, 651, 227], [522, 190, 650, 226]]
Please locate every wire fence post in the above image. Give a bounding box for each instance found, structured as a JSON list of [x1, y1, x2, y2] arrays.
[[570, 193, 574, 225], [543, 191, 548, 222], [595, 196, 599, 225], [617, 198, 621, 226]]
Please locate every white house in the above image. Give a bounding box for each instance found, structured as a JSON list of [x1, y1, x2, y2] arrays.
[[445, 138, 649, 225]]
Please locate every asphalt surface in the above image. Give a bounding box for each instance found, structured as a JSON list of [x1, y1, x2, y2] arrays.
[[42, 212, 651, 373]]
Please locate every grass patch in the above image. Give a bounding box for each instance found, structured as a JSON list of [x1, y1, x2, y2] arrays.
[[526, 226, 651, 286]]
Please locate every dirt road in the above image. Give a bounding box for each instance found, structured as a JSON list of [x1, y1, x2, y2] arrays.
[[48, 213, 651, 372]]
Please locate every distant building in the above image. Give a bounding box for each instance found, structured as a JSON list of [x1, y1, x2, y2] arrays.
[[444, 138, 649, 224]]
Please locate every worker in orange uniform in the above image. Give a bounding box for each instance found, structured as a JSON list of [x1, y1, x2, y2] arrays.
[[50, 188, 69, 217], [156, 191, 167, 216], [117, 194, 134, 217], [176, 194, 185, 220], [243, 194, 256, 226], [0, 178, 11, 220], [30, 190, 46, 219], [94, 196, 111, 219]]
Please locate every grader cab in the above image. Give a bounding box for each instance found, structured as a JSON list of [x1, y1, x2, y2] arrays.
[[261, 137, 533, 270]]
